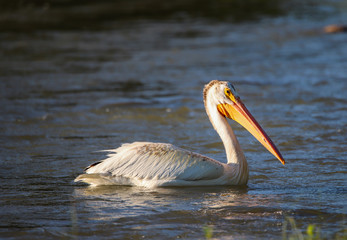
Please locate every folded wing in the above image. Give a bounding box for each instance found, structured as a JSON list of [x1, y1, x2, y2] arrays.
[[76, 142, 225, 186]]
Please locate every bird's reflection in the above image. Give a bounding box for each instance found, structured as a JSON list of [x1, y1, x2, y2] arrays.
[[75, 184, 247, 196], [73, 184, 286, 225], [73, 185, 249, 220]]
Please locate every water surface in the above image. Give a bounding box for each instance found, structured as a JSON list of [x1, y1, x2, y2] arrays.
[[0, 1, 346, 239]]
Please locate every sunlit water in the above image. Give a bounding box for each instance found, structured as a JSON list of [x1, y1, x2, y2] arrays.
[[1, 2, 346, 239]]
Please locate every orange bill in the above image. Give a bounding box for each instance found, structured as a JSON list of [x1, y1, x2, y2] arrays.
[[217, 99, 285, 165]]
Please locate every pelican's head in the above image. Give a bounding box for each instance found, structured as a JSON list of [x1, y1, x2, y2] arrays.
[[203, 80, 285, 165]]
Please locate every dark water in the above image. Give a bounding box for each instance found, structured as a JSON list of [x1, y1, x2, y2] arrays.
[[1, 1, 346, 239]]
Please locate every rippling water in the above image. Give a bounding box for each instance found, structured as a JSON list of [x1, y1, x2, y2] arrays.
[[1, 1, 346, 239]]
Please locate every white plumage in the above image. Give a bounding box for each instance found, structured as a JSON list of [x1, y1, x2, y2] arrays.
[[76, 142, 247, 188], [75, 80, 284, 188]]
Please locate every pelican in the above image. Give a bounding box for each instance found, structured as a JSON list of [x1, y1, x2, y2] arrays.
[[75, 80, 285, 188]]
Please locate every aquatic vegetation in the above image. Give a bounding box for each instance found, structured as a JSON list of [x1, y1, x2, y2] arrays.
[[282, 217, 347, 240], [203, 225, 213, 239]]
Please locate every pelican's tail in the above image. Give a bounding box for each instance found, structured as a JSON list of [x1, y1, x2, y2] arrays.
[[74, 174, 113, 186], [74, 173, 132, 186]]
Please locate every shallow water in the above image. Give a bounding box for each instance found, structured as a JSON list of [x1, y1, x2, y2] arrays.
[[1, 1, 347, 239]]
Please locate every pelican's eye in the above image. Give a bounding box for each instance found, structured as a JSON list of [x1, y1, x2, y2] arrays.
[[224, 88, 236, 102]]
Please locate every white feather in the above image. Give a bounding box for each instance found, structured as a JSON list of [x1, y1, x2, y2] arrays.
[[75, 142, 247, 188], [75, 80, 250, 188]]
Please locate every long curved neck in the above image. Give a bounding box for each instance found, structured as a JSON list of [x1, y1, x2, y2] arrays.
[[205, 101, 247, 166]]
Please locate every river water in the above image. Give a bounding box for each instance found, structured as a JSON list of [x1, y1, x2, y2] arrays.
[[0, 1, 346, 239]]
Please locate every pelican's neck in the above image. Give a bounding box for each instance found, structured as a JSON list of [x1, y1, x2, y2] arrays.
[[205, 102, 247, 166]]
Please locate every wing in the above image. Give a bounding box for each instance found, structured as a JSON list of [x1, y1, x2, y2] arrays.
[[82, 142, 225, 182]]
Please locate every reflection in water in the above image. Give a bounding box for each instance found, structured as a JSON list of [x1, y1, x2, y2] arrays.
[[74, 185, 246, 215], [74, 185, 247, 220], [73, 185, 291, 238]]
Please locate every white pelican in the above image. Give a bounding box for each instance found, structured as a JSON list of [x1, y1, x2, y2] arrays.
[[75, 80, 285, 188]]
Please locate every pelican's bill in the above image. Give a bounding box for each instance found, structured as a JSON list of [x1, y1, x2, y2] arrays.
[[217, 99, 285, 165]]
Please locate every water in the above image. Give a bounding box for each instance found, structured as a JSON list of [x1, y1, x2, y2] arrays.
[[1, 1, 346, 239]]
